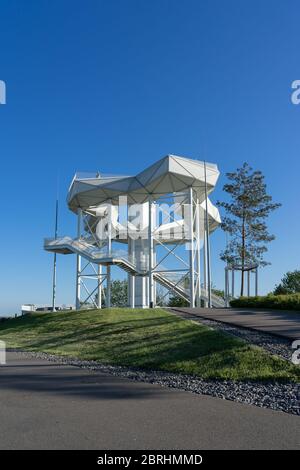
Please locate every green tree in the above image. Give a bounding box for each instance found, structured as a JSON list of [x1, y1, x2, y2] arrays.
[[155, 284, 169, 306], [212, 288, 225, 299], [217, 163, 281, 296], [168, 294, 189, 307], [95, 279, 128, 307], [273, 270, 300, 295]]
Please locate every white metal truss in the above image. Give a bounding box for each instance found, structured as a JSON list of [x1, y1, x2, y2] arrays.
[[151, 189, 204, 308], [75, 209, 108, 309]]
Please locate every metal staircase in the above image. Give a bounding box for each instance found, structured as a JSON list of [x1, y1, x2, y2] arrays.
[[44, 237, 225, 308], [153, 272, 226, 307]]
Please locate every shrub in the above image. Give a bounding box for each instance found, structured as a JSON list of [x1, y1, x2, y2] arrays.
[[168, 295, 189, 307], [230, 294, 300, 311], [273, 270, 300, 295]]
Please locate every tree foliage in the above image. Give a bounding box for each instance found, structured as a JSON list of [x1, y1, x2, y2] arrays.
[[273, 270, 300, 295], [168, 294, 189, 307], [217, 163, 281, 296], [95, 279, 128, 307]]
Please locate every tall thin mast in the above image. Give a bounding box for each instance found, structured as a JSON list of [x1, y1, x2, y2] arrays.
[[52, 196, 59, 312], [204, 161, 212, 308]]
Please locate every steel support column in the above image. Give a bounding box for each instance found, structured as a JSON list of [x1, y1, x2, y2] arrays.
[[247, 270, 250, 297], [130, 275, 135, 308], [203, 227, 208, 307], [189, 187, 195, 308], [106, 265, 111, 308], [75, 208, 82, 310], [255, 267, 258, 296], [97, 264, 102, 308], [195, 196, 201, 307], [225, 267, 229, 307], [148, 199, 154, 308]]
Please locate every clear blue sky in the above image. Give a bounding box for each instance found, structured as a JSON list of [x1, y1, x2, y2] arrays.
[[0, 0, 299, 315]]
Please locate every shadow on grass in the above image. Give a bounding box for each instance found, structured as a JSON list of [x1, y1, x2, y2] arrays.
[[1, 310, 299, 383]]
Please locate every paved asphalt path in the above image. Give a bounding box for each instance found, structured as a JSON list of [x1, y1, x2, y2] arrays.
[[0, 352, 299, 450], [171, 308, 300, 340]]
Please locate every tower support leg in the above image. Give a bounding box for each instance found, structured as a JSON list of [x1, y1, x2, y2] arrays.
[[75, 208, 82, 310], [130, 275, 135, 308], [247, 270, 250, 297], [195, 196, 201, 307], [75, 255, 81, 310], [255, 268, 258, 296], [148, 200, 154, 308], [189, 187, 195, 308], [97, 264, 102, 308], [203, 227, 208, 307], [106, 265, 111, 308], [225, 267, 229, 307]]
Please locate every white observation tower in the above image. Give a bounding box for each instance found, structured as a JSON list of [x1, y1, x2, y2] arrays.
[[44, 155, 224, 309]]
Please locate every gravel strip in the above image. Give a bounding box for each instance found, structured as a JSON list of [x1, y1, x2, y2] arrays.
[[170, 308, 294, 361], [8, 349, 300, 416]]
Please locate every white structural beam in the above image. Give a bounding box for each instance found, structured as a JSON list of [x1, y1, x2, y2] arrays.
[[225, 267, 229, 307], [255, 268, 258, 296], [203, 227, 208, 308], [75, 208, 82, 310], [247, 270, 250, 297], [148, 200, 154, 308], [106, 265, 111, 308], [195, 196, 201, 307], [189, 187, 195, 308], [97, 264, 102, 308], [130, 275, 135, 308]]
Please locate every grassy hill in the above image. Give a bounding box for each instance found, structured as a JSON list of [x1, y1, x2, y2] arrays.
[[0, 308, 299, 382]]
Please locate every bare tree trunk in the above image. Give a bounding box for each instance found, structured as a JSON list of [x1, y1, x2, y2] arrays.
[[240, 270, 244, 296]]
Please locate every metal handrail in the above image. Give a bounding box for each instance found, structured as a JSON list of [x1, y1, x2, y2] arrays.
[[44, 236, 226, 307]]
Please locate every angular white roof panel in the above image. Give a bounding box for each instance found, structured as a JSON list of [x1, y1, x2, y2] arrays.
[[68, 155, 220, 212]]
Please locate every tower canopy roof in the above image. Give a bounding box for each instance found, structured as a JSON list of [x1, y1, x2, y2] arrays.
[[68, 154, 220, 212]]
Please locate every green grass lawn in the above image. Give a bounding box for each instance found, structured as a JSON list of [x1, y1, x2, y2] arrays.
[[0, 308, 299, 382]]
